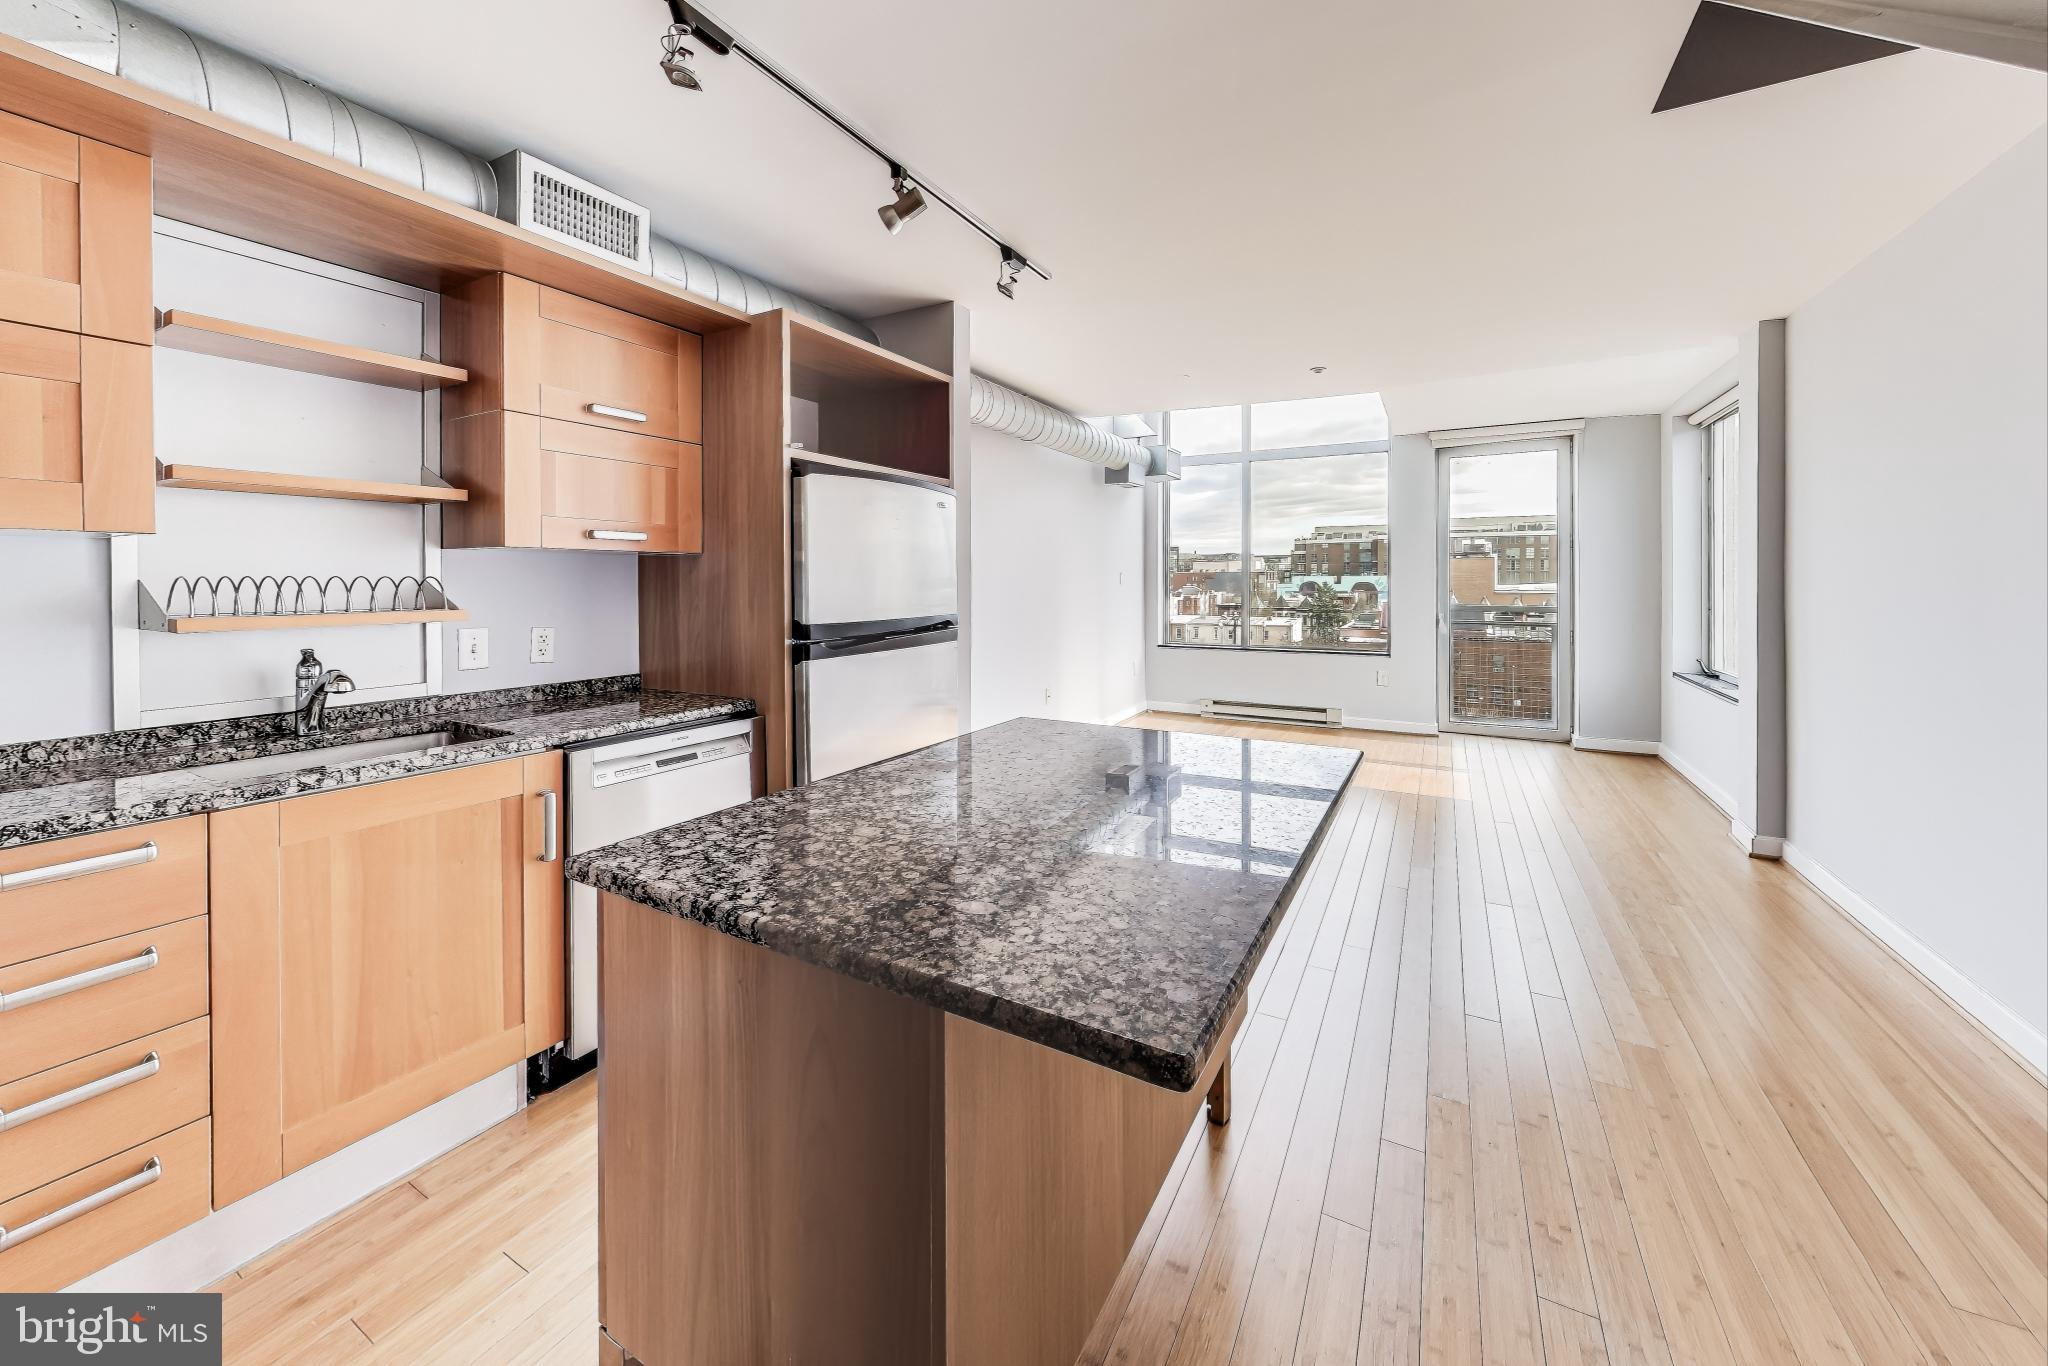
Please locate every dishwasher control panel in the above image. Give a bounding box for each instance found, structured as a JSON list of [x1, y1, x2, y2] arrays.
[[589, 733, 752, 789]]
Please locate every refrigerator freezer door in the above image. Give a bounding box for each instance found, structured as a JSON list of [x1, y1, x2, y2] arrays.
[[798, 637, 962, 782], [794, 469, 957, 632]]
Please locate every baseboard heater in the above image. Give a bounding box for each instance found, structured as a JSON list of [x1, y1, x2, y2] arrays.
[[1199, 699, 1343, 728]]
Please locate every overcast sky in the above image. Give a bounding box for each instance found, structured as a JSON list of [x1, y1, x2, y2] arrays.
[[1169, 446, 1559, 555]]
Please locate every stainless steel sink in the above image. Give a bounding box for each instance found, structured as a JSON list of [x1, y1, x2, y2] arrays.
[[183, 730, 468, 783]]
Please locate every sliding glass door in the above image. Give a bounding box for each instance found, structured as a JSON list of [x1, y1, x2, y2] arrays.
[[1436, 438, 1573, 740]]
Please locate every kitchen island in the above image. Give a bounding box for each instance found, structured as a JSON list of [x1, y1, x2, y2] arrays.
[[568, 717, 1358, 1366]]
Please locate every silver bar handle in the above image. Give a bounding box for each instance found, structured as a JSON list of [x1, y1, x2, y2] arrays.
[[0, 840, 157, 893], [0, 1052, 159, 1133], [0, 1158, 161, 1252], [586, 403, 648, 424], [585, 530, 649, 542], [540, 790, 560, 863], [0, 945, 158, 1014]]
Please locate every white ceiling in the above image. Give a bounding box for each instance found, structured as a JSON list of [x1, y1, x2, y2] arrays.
[[144, 0, 2043, 422]]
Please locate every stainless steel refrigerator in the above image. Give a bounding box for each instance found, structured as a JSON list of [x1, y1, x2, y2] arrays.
[[791, 460, 962, 783]]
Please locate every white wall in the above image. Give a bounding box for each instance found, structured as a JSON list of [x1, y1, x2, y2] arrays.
[[1782, 127, 2047, 1051], [968, 428, 1145, 729], [437, 549, 639, 693], [1574, 416, 1662, 747], [1144, 433, 1440, 731], [0, 533, 113, 744]]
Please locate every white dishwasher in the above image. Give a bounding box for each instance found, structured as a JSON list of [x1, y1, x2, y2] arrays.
[[563, 715, 757, 1061]]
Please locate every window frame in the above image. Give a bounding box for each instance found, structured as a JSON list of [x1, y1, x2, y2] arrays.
[[1700, 404, 1740, 684], [1159, 403, 1394, 658]]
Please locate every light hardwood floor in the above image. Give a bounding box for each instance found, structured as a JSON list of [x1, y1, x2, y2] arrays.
[[212, 717, 2048, 1365]]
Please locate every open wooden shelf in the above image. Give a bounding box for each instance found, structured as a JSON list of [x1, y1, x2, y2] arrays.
[[0, 34, 751, 338], [159, 609, 466, 634], [787, 314, 952, 393], [157, 463, 470, 505], [155, 310, 468, 390]]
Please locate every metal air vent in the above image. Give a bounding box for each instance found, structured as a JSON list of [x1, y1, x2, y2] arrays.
[[490, 151, 653, 274]]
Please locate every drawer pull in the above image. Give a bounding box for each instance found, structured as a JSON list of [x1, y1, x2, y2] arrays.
[[585, 530, 649, 543], [586, 403, 649, 424], [0, 840, 157, 893], [0, 945, 158, 1014], [0, 1157, 160, 1252], [540, 790, 560, 863], [0, 1052, 159, 1133]]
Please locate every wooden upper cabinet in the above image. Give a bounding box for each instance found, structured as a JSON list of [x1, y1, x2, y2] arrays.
[[0, 108, 152, 533], [0, 109, 151, 345], [446, 274, 701, 441], [442, 273, 704, 552]]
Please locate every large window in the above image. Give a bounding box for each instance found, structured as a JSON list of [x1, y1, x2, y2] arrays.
[[1702, 406, 1740, 680], [1162, 395, 1391, 655]]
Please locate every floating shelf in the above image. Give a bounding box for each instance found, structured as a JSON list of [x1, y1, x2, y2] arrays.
[[138, 577, 465, 634], [157, 462, 469, 505], [154, 609, 466, 634], [154, 310, 469, 391]]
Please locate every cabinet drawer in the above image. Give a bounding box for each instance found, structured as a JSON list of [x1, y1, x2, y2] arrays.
[[0, 110, 151, 344], [0, 816, 208, 967], [443, 410, 701, 553], [539, 447, 696, 553], [0, 917, 209, 1086], [0, 1118, 210, 1292], [0, 1018, 209, 1203]]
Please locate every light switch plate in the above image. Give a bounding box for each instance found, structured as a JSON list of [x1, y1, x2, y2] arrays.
[[530, 627, 556, 664], [1376, 669, 1391, 686], [457, 628, 489, 671]]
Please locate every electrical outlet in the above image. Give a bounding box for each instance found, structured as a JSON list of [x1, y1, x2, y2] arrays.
[[1043, 687, 1053, 705], [1375, 668, 1391, 687], [457, 628, 489, 671], [530, 626, 556, 664]]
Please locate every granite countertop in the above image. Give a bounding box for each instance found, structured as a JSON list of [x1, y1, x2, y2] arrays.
[[568, 717, 1359, 1091], [0, 676, 754, 851]]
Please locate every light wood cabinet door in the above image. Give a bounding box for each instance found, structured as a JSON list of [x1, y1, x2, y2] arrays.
[[443, 410, 701, 553], [0, 109, 151, 345], [272, 762, 529, 1173], [208, 762, 543, 1194], [0, 321, 152, 532]]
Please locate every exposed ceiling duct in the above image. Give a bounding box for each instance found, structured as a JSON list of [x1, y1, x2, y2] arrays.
[[967, 375, 1151, 472], [0, 0, 876, 341]]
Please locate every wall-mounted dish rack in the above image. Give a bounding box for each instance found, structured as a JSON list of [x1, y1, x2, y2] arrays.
[[139, 575, 467, 634]]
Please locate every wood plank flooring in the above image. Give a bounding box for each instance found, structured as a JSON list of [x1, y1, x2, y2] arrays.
[[212, 716, 2048, 1366]]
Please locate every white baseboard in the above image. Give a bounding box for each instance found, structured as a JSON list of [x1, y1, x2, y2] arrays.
[[1728, 818, 1784, 860], [1139, 700, 1437, 736], [1101, 702, 1146, 726], [71, 1065, 523, 1292], [1572, 735, 1659, 755], [1657, 744, 1737, 819], [1783, 843, 2048, 1078]]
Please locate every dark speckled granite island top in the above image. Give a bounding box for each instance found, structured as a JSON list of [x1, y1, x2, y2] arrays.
[[568, 717, 1359, 1090], [0, 676, 753, 851]]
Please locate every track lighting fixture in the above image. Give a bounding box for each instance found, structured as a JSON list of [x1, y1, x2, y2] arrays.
[[877, 166, 928, 234], [996, 250, 1026, 299], [658, 2, 1050, 287], [659, 23, 702, 90]]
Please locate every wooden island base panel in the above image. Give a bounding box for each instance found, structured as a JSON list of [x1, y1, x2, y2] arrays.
[[597, 892, 1238, 1366], [570, 719, 1359, 1366]]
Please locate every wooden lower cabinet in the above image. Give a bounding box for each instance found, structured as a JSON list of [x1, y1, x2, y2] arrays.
[[211, 756, 561, 1202], [0, 1119, 211, 1293]]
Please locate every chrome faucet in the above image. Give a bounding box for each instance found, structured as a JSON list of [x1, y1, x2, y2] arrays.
[[293, 648, 356, 737]]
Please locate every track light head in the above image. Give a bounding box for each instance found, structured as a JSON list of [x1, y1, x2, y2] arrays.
[[996, 249, 1026, 299], [660, 23, 703, 90], [877, 172, 928, 234]]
